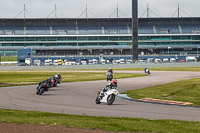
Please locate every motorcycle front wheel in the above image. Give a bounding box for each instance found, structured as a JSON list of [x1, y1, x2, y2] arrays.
[[95, 96, 101, 104], [107, 94, 115, 105], [39, 88, 45, 95]]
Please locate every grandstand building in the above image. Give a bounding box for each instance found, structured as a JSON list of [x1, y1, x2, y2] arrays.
[[0, 17, 200, 56]]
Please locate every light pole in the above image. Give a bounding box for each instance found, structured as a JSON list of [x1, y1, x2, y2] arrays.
[[132, 0, 138, 62]]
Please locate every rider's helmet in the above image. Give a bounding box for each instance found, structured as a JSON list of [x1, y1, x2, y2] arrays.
[[109, 67, 111, 69], [57, 73, 60, 76], [112, 79, 117, 85]]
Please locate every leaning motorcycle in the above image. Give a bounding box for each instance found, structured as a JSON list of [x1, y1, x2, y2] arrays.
[[36, 82, 49, 95], [95, 87, 119, 105], [106, 72, 113, 81], [52, 77, 59, 87], [144, 68, 151, 74]]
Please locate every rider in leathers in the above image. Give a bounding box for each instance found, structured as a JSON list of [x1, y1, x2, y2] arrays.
[[107, 67, 113, 74], [57, 73, 62, 84], [103, 79, 117, 92]]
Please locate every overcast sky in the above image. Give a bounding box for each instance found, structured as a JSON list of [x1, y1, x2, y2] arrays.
[[0, 0, 199, 18]]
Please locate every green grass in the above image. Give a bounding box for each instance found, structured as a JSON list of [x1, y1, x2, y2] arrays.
[[124, 78, 200, 106], [0, 71, 146, 87], [0, 108, 199, 133], [1, 56, 17, 61]]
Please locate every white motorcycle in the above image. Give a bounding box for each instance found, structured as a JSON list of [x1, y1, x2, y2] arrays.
[[144, 68, 151, 74], [95, 87, 119, 105]]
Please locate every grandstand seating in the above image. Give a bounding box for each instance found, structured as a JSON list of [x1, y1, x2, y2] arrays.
[[181, 25, 192, 33], [191, 25, 200, 34], [104, 26, 128, 34], [52, 26, 76, 35], [138, 25, 154, 34], [156, 25, 180, 34], [78, 26, 102, 34], [26, 27, 50, 35], [0, 24, 200, 35], [181, 25, 200, 34]]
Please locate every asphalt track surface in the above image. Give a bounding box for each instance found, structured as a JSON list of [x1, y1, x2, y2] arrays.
[[1, 71, 200, 121]]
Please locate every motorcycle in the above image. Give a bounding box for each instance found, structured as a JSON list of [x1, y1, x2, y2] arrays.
[[36, 81, 49, 95], [52, 77, 59, 87], [95, 87, 119, 105], [144, 68, 151, 74], [106, 72, 113, 81]]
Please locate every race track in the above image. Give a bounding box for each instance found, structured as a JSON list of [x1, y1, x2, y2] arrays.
[[1, 71, 200, 121]]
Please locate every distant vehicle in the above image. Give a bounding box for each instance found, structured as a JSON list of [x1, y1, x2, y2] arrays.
[[76, 62, 80, 65], [147, 58, 154, 63], [58, 59, 63, 65], [53, 60, 58, 65], [45, 60, 49, 66], [81, 60, 87, 65], [45, 59, 52, 66], [180, 59, 186, 62], [33, 60, 40, 66], [155, 58, 162, 63], [126, 60, 132, 64], [100, 59, 106, 64], [92, 59, 98, 64], [65, 61, 76, 65], [49, 60, 53, 65], [1, 61, 18, 66], [139, 59, 147, 63], [186, 56, 196, 62], [162, 58, 169, 63], [119, 59, 125, 64], [112, 60, 118, 64], [170, 58, 176, 63], [88, 60, 93, 65], [107, 60, 112, 64], [25, 58, 32, 66]]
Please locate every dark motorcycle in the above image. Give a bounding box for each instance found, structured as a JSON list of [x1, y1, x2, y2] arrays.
[[36, 81, 49, 95], [52, 76, 59, 87], [106, 72, 113, 81]]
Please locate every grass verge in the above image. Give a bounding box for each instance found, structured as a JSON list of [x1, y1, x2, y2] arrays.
[[124, 78, 200, 106], [1, 56, 17, 61], [0, 108, 199, 133], [0, 71, 146, 87]]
